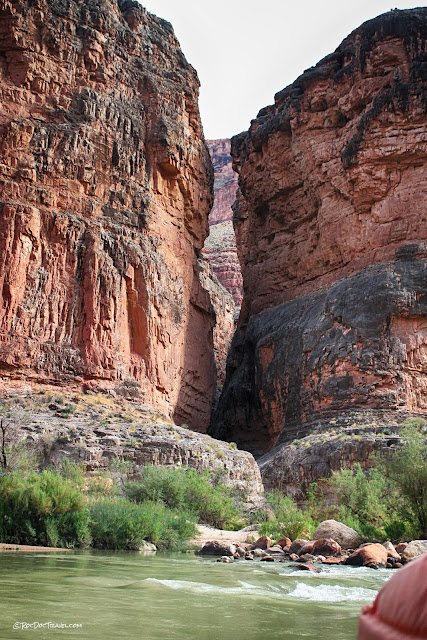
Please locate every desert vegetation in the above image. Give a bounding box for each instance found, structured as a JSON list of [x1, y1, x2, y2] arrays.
[[258, 419, 427, 542], [0, 444, 247, 550], [0, 415, 425, 550]]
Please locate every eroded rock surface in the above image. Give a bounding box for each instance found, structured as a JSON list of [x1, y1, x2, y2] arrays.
[[1, 386, 264, 505], [203, 139, 243, 313], [198, 258, 234, 387], [206, 140, 237, 227], [257, 420, 404, 497], [212, 9, 427, 454], [203, 220, 243, 317], [0, 0, 216, 430]]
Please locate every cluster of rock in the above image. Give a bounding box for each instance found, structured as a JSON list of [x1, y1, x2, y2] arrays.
[[211, 9, 427, 455], [198, 520, 427, 570]]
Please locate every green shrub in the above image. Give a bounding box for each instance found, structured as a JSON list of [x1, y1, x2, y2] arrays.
[[0, 470, 90, 547], [123, 465, 244, 529], [89, 498, 197, 550], [57, 460, 85, 489], [85, 472, 117, 497], [403, 417, 427, 430], [259, 490, 315, 540], [383, 424, 427, 538], [3, 441, 38, 475], [327, 462, 414, 541]]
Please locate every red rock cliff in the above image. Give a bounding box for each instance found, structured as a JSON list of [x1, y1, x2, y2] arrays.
[[0, 0, 216, 430], [203, 139, 243, 312], [211, 9, 427, 454]]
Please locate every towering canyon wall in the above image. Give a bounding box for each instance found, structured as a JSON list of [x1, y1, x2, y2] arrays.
[[211, 9, 427, 454], [0, 0, 216, 430], [206, 139, 237, 226], [203, 139, 243, 312]]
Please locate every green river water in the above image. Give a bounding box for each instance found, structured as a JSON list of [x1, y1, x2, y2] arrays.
[[0, 551, 389, 640]]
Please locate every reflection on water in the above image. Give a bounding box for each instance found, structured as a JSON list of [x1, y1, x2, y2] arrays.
[[0, 551, 388, 640]]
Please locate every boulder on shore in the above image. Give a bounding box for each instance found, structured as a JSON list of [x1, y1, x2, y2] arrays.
[[199, 541, 236, 556], [250, 536, 272, 550], [300, 538, 342, 557], [395, 542, 408, 555], [289, 539, 309, 555], [312, 520, 362, 550], [382, 541, 400, 560], [345, 543, 388, 568], [277, 537, 292, 549], [401, 540, 427, 562]]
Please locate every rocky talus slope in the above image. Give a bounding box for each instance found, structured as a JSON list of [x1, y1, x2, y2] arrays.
[[257, 411, 408, 499], [0, 385, 264, 505], [203, 140, 243, 313], [0, 0, 226, 431], [211, 9, 427, 455]]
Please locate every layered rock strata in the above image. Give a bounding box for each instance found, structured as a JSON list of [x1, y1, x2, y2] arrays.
[[0, 0, 216, 430], [211, 9, 427, 454], [206, 140, 237, 226], [203, 139, 243, 312]]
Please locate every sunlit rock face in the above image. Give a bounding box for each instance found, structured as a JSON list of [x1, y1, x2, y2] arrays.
[[211, 9, 427, 455], [0, 0, 217, 431]]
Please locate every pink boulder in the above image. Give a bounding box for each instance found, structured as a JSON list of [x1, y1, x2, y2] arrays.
[[250, 536, 272, 550], [299, 538, 342, 557], [345, 543, 388, 569]]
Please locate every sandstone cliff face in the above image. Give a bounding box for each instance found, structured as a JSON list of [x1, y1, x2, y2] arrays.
[[0, 0, 216, 430], [198, 258, 234, 386], [203, 139, 243, 312], [207, 139, 237, 226], [211, 9, 427, 454]]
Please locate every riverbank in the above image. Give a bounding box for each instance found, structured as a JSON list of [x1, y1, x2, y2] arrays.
[[190, 525, 259, 547], [0, 543, 72, 552]]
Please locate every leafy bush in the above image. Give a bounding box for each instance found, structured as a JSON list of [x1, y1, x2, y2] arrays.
[[327, 461, 415, 541], [85, 472, 116, 497], [0, 470, 90, 547], [57, 460, 85, 489], [123, 465, 244, 529], [403, 417, 427, 430], [89, 498, 197, 550], [382, 424, 427, 538], [259, 490, 315, 540]]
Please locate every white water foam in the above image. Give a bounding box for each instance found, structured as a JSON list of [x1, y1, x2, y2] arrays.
[[144, 578, 282, 598], [288, 582, 377, 603]]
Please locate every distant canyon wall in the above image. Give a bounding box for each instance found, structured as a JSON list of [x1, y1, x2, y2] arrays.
[[203, 139, 243, 314], [0, 0, 220, 431], [211, 9, 427, 454]]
